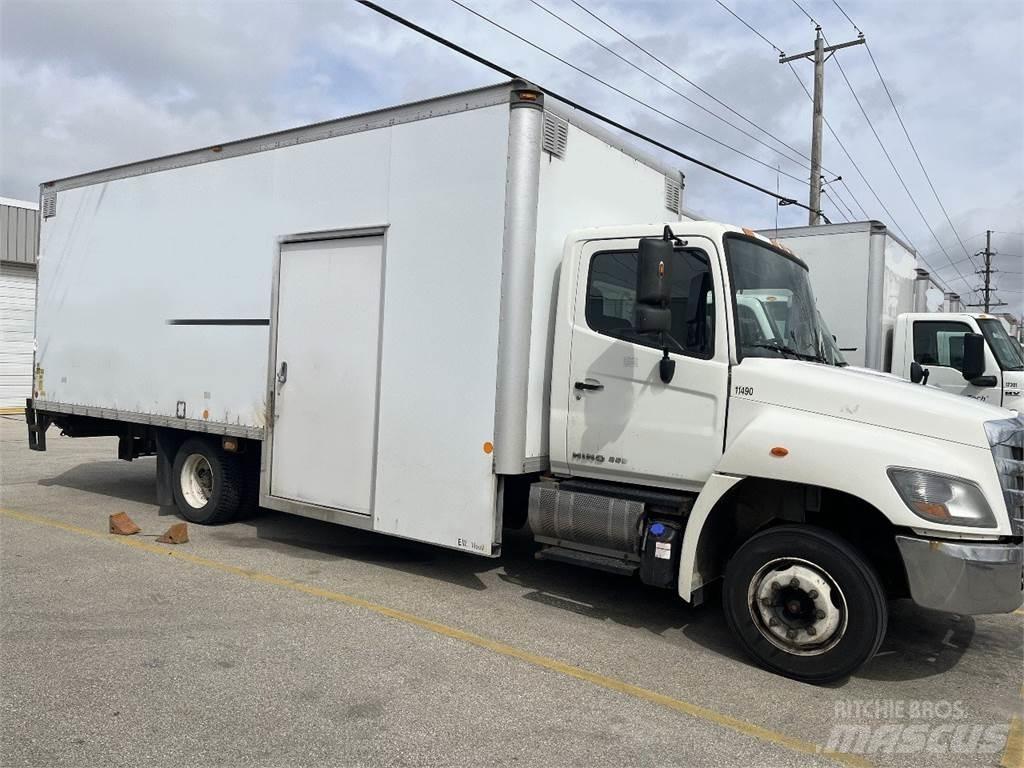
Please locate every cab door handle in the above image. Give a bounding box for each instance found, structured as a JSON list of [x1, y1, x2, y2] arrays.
[[574, 379, 604, 392]]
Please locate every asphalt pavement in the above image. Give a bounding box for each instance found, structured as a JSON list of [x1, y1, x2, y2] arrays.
[[1, 416, 1021, 767]]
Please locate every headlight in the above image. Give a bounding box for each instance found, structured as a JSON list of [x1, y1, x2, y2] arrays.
[[887, 468, 996, 528]]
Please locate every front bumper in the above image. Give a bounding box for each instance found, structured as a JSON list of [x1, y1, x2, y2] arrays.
[[896, 535, 1023, 615]]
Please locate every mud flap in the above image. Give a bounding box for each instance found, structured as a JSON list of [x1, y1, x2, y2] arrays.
[[25, 399, 49, 452], [154, 430, 185, 507]]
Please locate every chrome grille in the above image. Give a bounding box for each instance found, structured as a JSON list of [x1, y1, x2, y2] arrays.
[[986, 417, 1024, 536]]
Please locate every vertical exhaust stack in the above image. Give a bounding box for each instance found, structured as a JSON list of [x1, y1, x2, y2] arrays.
[[913, 269, 931, 312], [942, 292, 963, 313]]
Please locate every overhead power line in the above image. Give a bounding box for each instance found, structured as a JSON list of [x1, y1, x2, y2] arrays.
[[786, 62, 911, 241], [712, 0, 785, 56], [443, 0, 807, 184], [708, 1, 875, 223], [353, 0, 822, 215], [831, 0, 977, 270], [824, 34, 977, 297], [567, 0, 817, 171], [830, 0, 863, 35], [787, 0, 820, 26], [524, 0, 812, 173]]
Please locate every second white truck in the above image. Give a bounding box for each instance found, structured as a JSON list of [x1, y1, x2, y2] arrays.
[[763, 221, 1023, 407], [26, 82, 1024, 682]]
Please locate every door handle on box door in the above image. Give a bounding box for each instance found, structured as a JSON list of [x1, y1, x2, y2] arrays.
[[574, 379, 603, 392], [277, 361, 288, 386]]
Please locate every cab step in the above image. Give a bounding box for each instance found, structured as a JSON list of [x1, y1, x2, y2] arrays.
[[535, 545, 640, 576]]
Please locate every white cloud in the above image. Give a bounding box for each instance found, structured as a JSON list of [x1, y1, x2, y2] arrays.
[[1, 0, 1021, 313]]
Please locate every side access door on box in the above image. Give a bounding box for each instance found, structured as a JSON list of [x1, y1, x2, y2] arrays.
[[262, 232, 385, 525]]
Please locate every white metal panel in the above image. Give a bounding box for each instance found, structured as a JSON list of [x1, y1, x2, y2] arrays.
[[529, 121, 685, 459], [370, 105, 510, 554], [0, 263, 36, 408], [270, 237, 383, 514], [771, 228, 872, 367], [35, 125, 392, 427], [879, 233, 917, 370]]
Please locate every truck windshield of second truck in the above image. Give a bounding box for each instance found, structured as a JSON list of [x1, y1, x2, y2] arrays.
[[726, 235, 826, 363], [978, 318, 1024, 370]]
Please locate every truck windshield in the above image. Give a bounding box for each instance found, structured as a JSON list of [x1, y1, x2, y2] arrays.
[[725, 235, 825, 362], [978, 319, 1024, 371]]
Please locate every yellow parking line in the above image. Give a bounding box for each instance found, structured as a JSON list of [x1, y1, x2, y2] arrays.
[[0, 506, 869, 767], [1003, 716, 1023, 768]]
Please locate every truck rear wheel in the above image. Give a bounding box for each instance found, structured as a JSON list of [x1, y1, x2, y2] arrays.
[[722, 525, 887, 683], [171, 438, 243, 525]]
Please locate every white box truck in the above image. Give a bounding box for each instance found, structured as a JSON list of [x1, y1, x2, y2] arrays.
[[762, 221, 1024, 407], [26, 82, 1023, 682]]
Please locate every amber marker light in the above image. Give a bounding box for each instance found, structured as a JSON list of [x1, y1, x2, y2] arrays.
[[770, 446, 789, 457], [483, 441, 494, 454]]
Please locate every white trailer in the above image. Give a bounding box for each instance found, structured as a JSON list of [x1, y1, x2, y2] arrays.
[[762, 222, 1024, 407], [27, 82, 1023, 683]]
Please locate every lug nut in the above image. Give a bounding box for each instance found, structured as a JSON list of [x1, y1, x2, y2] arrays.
[[815, 609, 826, 620], [769, 617, 779, 627], [789, 577, 800, 588], [761, 597, 773, 607], [806, 626, 817, 636], [786, 629, 798, 639], [771, 581, 780, 592], [808, 589, 818, 599]]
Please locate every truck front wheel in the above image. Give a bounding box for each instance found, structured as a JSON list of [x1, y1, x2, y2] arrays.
[[171, 437, 243, 525], [722, 525, 887, 683]]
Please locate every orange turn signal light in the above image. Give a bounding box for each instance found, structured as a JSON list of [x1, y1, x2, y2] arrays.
[[770, 446, 789, 457], [483, 441, 494, 455]]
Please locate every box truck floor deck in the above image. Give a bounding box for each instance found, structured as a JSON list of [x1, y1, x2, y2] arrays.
[[26, 81, 1023, 683]]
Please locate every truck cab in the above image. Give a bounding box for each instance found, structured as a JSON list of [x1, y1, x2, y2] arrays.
[[892, 312, 1024, 408], [535, 222, 1022, 682]]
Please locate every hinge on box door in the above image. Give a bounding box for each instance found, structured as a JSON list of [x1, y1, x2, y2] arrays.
[[542, 112, 568, 159]]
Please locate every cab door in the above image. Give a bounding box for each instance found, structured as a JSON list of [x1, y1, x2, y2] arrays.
[[911, 319, 1001, 404], [564, 237, 729, 490]]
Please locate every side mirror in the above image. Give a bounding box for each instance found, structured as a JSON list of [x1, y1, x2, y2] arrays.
[[634, 305, 671, 333], [909, 360, 929, 385], [636, 237, 673, 306], [635, 235, 676, 384], [961, 333, 986, 382]]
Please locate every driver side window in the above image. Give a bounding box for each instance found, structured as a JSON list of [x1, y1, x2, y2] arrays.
[[585, 248, 715, 359], [912, 320, 971, 372]]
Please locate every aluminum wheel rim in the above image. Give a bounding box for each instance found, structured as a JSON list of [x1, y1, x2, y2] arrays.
[[180, 454, 214, 509], [746, 557, 848, 656]]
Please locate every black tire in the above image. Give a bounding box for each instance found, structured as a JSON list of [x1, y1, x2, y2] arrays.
[[170, 437, 243, 525], [722, 525, 887, 683]]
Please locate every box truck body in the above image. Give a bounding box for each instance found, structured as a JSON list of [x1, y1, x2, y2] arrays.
[[764, 222, 1024, 407], [27, 82, 1023, 683], [761, 221, 917, 370], [31, 81, 690, 556]]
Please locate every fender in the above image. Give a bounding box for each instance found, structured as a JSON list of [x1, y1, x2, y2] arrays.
[[677, 400, 1006, 601]]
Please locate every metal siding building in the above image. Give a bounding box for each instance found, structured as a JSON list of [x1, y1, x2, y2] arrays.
[[0, 197, 39, 411]]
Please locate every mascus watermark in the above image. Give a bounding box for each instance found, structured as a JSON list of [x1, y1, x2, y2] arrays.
[[821, 700, 1009, 756]]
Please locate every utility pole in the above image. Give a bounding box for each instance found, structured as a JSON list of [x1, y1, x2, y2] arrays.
[[780, 27, 865, 225], [967, 229, 1007, 312]]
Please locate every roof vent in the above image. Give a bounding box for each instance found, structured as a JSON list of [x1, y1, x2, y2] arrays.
[[542, 112, 568, 159], [664, 176, 682, 215], [42, 190, 56, 219]]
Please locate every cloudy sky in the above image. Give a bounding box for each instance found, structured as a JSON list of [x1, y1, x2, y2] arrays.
[[2, 0, 1021, 314]]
